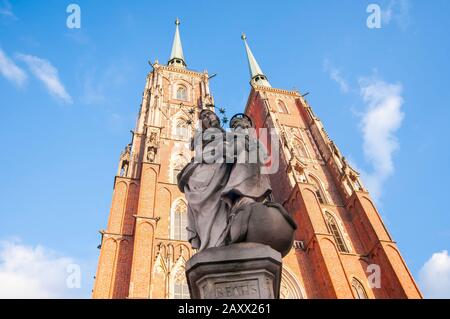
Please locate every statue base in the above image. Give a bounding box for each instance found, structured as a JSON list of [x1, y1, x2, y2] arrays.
[[185, 243, 282, 299]]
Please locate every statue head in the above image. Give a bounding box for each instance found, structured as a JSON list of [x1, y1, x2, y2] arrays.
[[230, 113, 253, 130], [199, 109, 221, 130]]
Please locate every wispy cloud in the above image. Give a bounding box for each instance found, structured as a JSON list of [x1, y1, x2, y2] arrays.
[[0, 239, 86, 298], [323, 59, 349, 93], [358, 75, 404, 201], [82, 62, 130, 106], [82, 73, 108, 105], [17, 54, 73, 104], [0, 49, 27, 86], [382, 0, 411, 30], [0, 0, 16, 20], [419, 250, 450, 298]]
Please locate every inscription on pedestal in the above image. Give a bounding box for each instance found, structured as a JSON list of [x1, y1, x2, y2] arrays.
[[202, 279, 260, 299], [186, 243, 282, 299]]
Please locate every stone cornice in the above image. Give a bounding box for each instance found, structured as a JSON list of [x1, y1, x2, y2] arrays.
[[154, 64, 207, 78], [99, 230, 133, 238], [253, 85, 301, 97], [133, 215, 161, 222], [244, 86, 302, 114], [113, 175, 140, 189]]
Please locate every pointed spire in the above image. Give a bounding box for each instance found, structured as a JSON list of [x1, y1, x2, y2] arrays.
[[168, 18, 186, 68], [241, 33, 271, 87]]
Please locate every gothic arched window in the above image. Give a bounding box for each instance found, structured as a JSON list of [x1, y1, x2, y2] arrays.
[[351, 278, 368, 299], [119, 160, 129, 177], [172, 155, 188, 184], [174, 118, 189, 140], [280, 267, 305, 299], [174, 280, 190, 299], [173, 200, 188, 241], [277, 100, 289, 114], [173, 272, 190, 299], [324, 211, 349, 253], [309, 175, 326, 204], [293, 138, 308, 158], [176, 85, 187, 101]]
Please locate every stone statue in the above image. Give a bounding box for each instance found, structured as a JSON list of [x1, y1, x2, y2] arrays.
[[177, 109, 231, 251], [178, 110, 296, 257], [146, 132, 158, 162], [118, 143, 131, 177], [220, 113, 271, 214], [221, 114, 297, 257]]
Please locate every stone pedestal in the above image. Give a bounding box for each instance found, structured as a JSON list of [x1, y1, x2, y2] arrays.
[[185, 243, 282, 299]]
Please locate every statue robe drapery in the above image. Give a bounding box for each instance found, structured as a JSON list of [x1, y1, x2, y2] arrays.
[[178, 126, 271, 251], [220, 127, 271, 213]]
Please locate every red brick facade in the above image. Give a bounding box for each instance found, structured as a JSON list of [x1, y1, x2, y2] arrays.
[[92, 62, 422, 299], [244, 86, 422, 298]]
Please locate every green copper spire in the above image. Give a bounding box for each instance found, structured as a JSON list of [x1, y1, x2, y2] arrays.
[[168, 18, 186, 68], [241, 33, 271, 87]]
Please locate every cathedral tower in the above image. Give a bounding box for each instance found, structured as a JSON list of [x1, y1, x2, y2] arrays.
[[93, 20, 214, 298], [241, 35, 422, 298], [92, 21, 422, 299]]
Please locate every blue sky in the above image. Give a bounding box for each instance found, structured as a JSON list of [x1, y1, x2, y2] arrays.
[[0, 0, 449, 298]]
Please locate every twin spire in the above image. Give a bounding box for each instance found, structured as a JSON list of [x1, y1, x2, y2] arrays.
[[168, 18, 186, 68], [240, 33, 271, 87], [166, 19, 271, 87]]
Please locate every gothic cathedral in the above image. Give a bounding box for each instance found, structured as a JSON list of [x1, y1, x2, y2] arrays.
[[92, 20, 422, 299]]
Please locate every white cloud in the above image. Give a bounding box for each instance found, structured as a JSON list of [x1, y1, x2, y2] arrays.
[[323, 59, 349, 93], [0, 49, 27, 86], [382, 0, 411, 30], [419, 250, 450, 298], [17, 53, 73, 104], [358, 76, 404, 201], [0, 239, 86, 298]]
